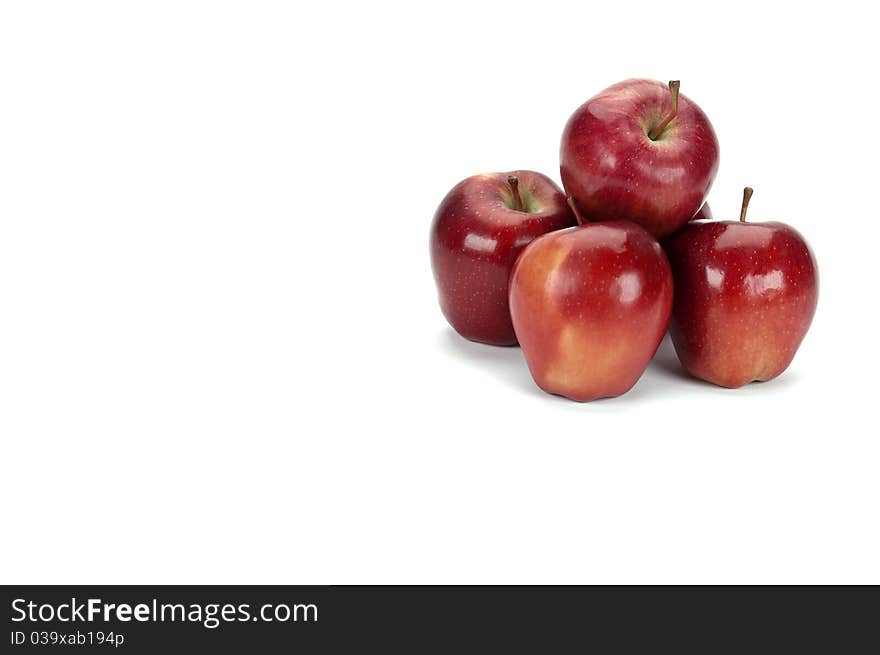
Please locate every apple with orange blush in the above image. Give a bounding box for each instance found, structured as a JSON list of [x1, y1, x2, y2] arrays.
[[509, 200, 673, 401]]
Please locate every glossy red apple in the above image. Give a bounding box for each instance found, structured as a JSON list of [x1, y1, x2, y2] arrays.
[[664, 188, 819, 388], [431, 171, 575, 345], [509, 202, 673, 401], [560, 79, 719, 238]]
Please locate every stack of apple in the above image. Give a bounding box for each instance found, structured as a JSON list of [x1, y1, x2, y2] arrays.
[[430, 79, 818, 401]]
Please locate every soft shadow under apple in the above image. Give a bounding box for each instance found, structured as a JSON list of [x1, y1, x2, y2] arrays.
[[439, 329, 544, 397], [649, 333, 692, 381], [441, 328, 799, 405]]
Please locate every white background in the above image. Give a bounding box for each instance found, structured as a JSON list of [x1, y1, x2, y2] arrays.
[[1, 1, 877, 584]]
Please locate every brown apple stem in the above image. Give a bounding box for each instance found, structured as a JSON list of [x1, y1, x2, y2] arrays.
[[648, 80, 681, 140], [740, 186, 754, 222], [567, 196, 586, 226], [507, 175, 524, 211]]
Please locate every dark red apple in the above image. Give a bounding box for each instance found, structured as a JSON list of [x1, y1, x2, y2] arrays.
[[560, 79, 719, 238], [431, 171, 575, 345], [664, 187, 819, 388], [509, 202, 673, 401]]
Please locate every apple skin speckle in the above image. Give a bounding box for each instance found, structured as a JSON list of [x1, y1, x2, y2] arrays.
[[663, 220, 819, 388]]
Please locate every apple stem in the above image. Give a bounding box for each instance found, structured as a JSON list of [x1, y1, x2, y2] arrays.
[[740, 187, 754, 222], [567, 196, 586, 226], [507, 175, 524, 211], [648, 80, 681, 140]]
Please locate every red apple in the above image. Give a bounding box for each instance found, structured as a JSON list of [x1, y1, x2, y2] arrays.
[[509, 203, 673, 401], [560, 79, 719, 238], [431, 171, 575, 345], [664, 187, 819, 388], [692, 202, 713, 221]]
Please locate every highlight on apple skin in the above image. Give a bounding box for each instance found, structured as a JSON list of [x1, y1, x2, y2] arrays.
[[430, 171, 576, 345], [509, 212, 673, 402], [692, 202, 713, 221], [560, 79, 719, 238], [663, 188, 819, 388]]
